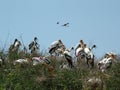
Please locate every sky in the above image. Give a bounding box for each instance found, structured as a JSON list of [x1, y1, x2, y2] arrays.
[[0, 0, 120, 58]]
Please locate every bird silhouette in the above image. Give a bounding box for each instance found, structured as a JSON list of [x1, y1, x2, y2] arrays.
[[57, 22, 59, 24], [62, 23, 69, 27]]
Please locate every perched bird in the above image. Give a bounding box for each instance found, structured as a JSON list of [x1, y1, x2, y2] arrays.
[[62, 23, 69, 27]]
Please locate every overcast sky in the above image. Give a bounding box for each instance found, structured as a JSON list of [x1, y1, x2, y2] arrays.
[[0, 0, 120, 58]]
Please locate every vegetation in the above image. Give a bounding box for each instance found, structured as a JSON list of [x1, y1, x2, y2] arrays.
[[0, 49, 120, 90]]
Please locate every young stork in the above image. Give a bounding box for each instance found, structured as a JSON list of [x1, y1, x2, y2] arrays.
[[98, 52, 116, 72]]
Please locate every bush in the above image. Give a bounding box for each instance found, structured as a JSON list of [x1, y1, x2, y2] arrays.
[[0, 51, 120, 90]]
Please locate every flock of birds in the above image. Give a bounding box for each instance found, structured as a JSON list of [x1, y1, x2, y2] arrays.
[[0, 37, 117, 74], [0, 21, 118, 75], [0, 22, 116, 89]]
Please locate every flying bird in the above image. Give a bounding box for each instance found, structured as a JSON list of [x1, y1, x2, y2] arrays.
[[57, 22, 59, 24], [62, 23, 69, 27]]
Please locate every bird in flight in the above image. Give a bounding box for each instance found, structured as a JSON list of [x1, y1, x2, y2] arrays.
[[62, 23, 69, 27], [57, 22, 59, 24]]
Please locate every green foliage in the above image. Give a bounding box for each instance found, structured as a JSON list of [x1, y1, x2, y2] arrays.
[[0, 52, 120, 90], [104, 63, 120, 90]]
